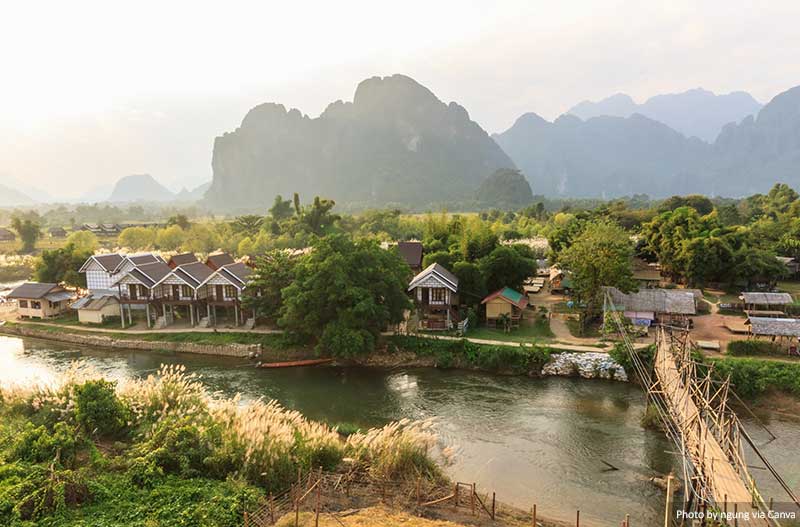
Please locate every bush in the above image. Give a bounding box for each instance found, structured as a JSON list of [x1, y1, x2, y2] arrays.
[[726, 340, 782, 357], [711, 358, 800, 399], [10, 422, 81, 467], [73, 379, 130, 437], [133, 419, 213, 479], [0, 464, 90, 521], [609, 343, 654, 380], [127, 457, 164, 488]]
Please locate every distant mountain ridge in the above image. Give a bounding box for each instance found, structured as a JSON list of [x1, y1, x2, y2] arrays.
[[0, 182, 35, 207], [495, 84, 800, 198], [568, 88, 762, 142], [206, 74, 515, 209], [107, 174, 176, 203]]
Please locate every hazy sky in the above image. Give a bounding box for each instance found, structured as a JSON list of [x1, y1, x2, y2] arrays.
[[2, 0, 799, 199]]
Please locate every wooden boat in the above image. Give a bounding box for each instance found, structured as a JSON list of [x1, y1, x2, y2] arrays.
[[256, 358, 334, 369]]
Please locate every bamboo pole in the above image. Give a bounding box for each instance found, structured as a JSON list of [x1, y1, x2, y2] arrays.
[[624, 513, 629, 527], [471, 483, 476, 516], [491, 491, 496, 519], [453, 483, 459, 511], [244, 511, 249, 527], [315, 482, 321, 527], [269, 494, 275, 524], [416, 477, 421, 506], [576, 509, 580, 527], [664, 475, 673, 527], [532, 504, 537, 526]]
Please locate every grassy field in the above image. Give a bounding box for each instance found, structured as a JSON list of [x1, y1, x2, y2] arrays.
[[466, 317, 554, 343], [0, 234, 119, 255]]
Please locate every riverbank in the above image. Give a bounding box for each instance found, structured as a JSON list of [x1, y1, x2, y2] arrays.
[[0, 322, 631, 382]]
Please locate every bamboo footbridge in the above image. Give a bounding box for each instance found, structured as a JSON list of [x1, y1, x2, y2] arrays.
[[606, 292, 800, 526]]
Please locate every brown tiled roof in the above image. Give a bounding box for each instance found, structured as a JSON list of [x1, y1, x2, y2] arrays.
[[174, 261, 214, 287], [94, 253, 125, 272]]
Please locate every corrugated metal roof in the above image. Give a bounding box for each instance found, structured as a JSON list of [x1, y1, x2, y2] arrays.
[[741, 292, 793, 306], [481, 287, 528, 308], [749, 317, 800, 337], [44, 291, 74, 303]]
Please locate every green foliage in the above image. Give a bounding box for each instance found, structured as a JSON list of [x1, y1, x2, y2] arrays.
[[609, 343, 655, 379], [478, 245, 537, 292], [11, 215, 41, 253], [167, 214, 192, 230], [475, 168, 534, 208], [155, 225, 186, 250], [72, 380, 129, 437], [10, 422, 81, 467], [118, 226, 156, 250], [243, 250, 296, 320], [389, 336, 551, 374], [35, 243, 92, 287], [710, 358, 800, 399], [279, 235, 412, 356], [0, 463, 90, 522], [64, 230, 98, 253], [318, 322, 375, 358], [132, 419, 213, 479], [559, 219, 634, 321], [726, 340, 783, 357], [231, 214, 264, 236], [421, 250, 454, 270], [269, 194, 295, 221]]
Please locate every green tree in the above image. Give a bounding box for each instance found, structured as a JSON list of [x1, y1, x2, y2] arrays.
[[182, 224, 221, 254], [243, 250, 296, 320], [155, 225, 186, 251], [478, 245, 536, 293], [11, 216, 41, 253], [35, 243, 92, 287], [559, 220, 635, 324], [269, 194, 294, 221], [295, 196, 339, 235], [167, 214, 192, 230], [421, 250, 455, 270], [452, 261, 486, 305], [231, 215, 264, 237], [731, 246, 787, 289], [65, 230, 98, 253], [118, 226, 156, 250], [279, 235, 411, 357]]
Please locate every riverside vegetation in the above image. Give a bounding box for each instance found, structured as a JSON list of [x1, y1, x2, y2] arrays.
[[0, 365, 442, 526]]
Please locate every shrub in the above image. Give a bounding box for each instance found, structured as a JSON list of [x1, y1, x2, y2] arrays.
[[711, 358, 800, 399], [73, 379, 130, 437], [133, 419, 213, 478], [726, 340, 782, 357], [1, 464, 90, 521], [10, 422, 81, 467], [127, 457, 164, 488], [347, 419, 441, 481]]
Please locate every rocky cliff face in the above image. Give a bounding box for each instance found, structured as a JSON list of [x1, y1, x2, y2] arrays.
[[207, 74, 515, 210]]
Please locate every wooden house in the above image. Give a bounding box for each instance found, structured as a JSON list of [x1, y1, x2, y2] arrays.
[[72, 292, 120, 324], [396, 242, 424, 273], [7, 282, 72, 319], [48, 227, 67, 238], [549, 267, 573, 294], [112, 260, 174, 328], [202, 262, 253, 326], [408, 263, 460, 330], [481, 287, 528, 329], [79, 253, 162, 293], [0, 228, 16, 242]]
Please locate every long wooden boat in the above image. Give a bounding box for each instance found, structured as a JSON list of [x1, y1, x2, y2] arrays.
[[256, 358, 334, 369]]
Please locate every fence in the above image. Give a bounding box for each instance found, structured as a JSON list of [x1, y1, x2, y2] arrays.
[[243, 467, 638, 527]]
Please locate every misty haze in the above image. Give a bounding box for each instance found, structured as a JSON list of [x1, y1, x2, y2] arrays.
[[1, 3, 800, 527]]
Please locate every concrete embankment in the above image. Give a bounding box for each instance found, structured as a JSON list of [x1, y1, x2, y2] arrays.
[[0, 325, 259, 357]]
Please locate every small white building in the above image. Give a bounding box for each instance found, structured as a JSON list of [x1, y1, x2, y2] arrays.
[[7, 283, 73, 319], [72, 292, 120, 324]]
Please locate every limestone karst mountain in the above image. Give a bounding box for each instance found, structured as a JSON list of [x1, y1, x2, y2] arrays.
[[206, 74, 515, 209]]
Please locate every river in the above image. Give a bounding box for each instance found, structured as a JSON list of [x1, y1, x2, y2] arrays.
[[1, 335, 798, 526]]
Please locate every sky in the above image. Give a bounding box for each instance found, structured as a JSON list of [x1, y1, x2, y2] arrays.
[[1, 0, 799, 199]]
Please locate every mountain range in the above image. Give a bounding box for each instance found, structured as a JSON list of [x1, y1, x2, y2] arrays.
[[568, 89, 762, 142], [0, 182, 35, 207], [107, 174, 176, 203], [206, 75, 800, 207], [206, 74, 514, 209], [495, 84, 800, 198]]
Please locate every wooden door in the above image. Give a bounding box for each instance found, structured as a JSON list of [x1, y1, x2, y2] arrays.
[[215, 285, 224, 301]]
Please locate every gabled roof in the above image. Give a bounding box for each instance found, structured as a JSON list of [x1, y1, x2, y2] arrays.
[[481, 287, 528, 309], [741, 292, 793, 306], [168, 252, 198, 268], [7, 282, 63, 300], [114, 261, 173, 288], [408, 263, 458, 293], [214, 262, 252, 288], [206, 252, 235, 270], [396, 241, 423, 268], [128, 253, 162, 266], [749, 317, 800, 337], [81, 253, 125, 273], [173, 261, 214, 288]]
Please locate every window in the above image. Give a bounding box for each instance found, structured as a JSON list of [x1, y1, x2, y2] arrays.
[[224, 285, 237, 298], [430, 288, 447, 303], [181, 285, 192, 298], [31, 301, 41, 310], [18, 300, 28, 308], [172, 285, 180, 298], [128, 284, 138, 299], [138, 285, 148, 298]]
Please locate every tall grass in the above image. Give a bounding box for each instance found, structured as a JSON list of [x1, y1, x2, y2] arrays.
[[0, 363, 442, 493]]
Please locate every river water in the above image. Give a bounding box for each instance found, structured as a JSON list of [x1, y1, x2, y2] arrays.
[[1, 336, 798, 526]]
